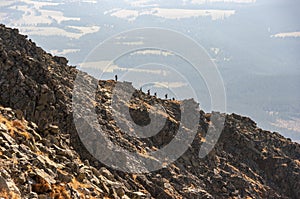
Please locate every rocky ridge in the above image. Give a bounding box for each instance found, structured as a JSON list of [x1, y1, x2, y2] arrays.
[[0, 24, 299, 198], [0, 106, 139, 198]]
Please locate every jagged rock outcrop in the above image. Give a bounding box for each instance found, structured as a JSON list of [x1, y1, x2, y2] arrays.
[[0, 24, 299, 198], [0, 106, 149, 198]]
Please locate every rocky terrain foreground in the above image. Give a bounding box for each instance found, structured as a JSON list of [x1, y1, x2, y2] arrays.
[[0, 24, 299, 198]]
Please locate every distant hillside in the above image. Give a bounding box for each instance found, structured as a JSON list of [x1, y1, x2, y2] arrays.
[[0, 24, 299, 198]]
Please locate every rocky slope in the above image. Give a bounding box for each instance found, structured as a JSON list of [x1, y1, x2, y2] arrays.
[[0, 24, 299, 198]]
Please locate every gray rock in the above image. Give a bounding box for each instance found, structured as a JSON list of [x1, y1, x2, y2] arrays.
[[28, 192, 39, 199], [99, 167, 114, 181], [0, 123, 8, 132], [57, 170, 72, 183], [0, 176, 9, 192], [76, 170, 86, 182]]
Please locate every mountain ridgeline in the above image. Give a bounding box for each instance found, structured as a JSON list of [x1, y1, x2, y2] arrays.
[[0, 24, 299, 198]]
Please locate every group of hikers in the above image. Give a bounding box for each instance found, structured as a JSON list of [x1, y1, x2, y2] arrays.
[[114, 75, 175, 100]]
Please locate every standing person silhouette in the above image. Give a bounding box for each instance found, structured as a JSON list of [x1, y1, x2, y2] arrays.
[[147, 89, 150, 95], [115, 75, 118, 81], [165, 94, 168, 99]]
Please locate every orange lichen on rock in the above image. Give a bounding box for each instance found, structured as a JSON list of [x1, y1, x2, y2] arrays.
[[11, 120, 25, 131], [49, 184, 71, 199], [70, 178, 100, 199], [0, 190, 20, 199], [0, 115, 30, 140]]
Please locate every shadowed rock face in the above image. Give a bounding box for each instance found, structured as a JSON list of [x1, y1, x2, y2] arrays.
[[0, 24, 299, 198]]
